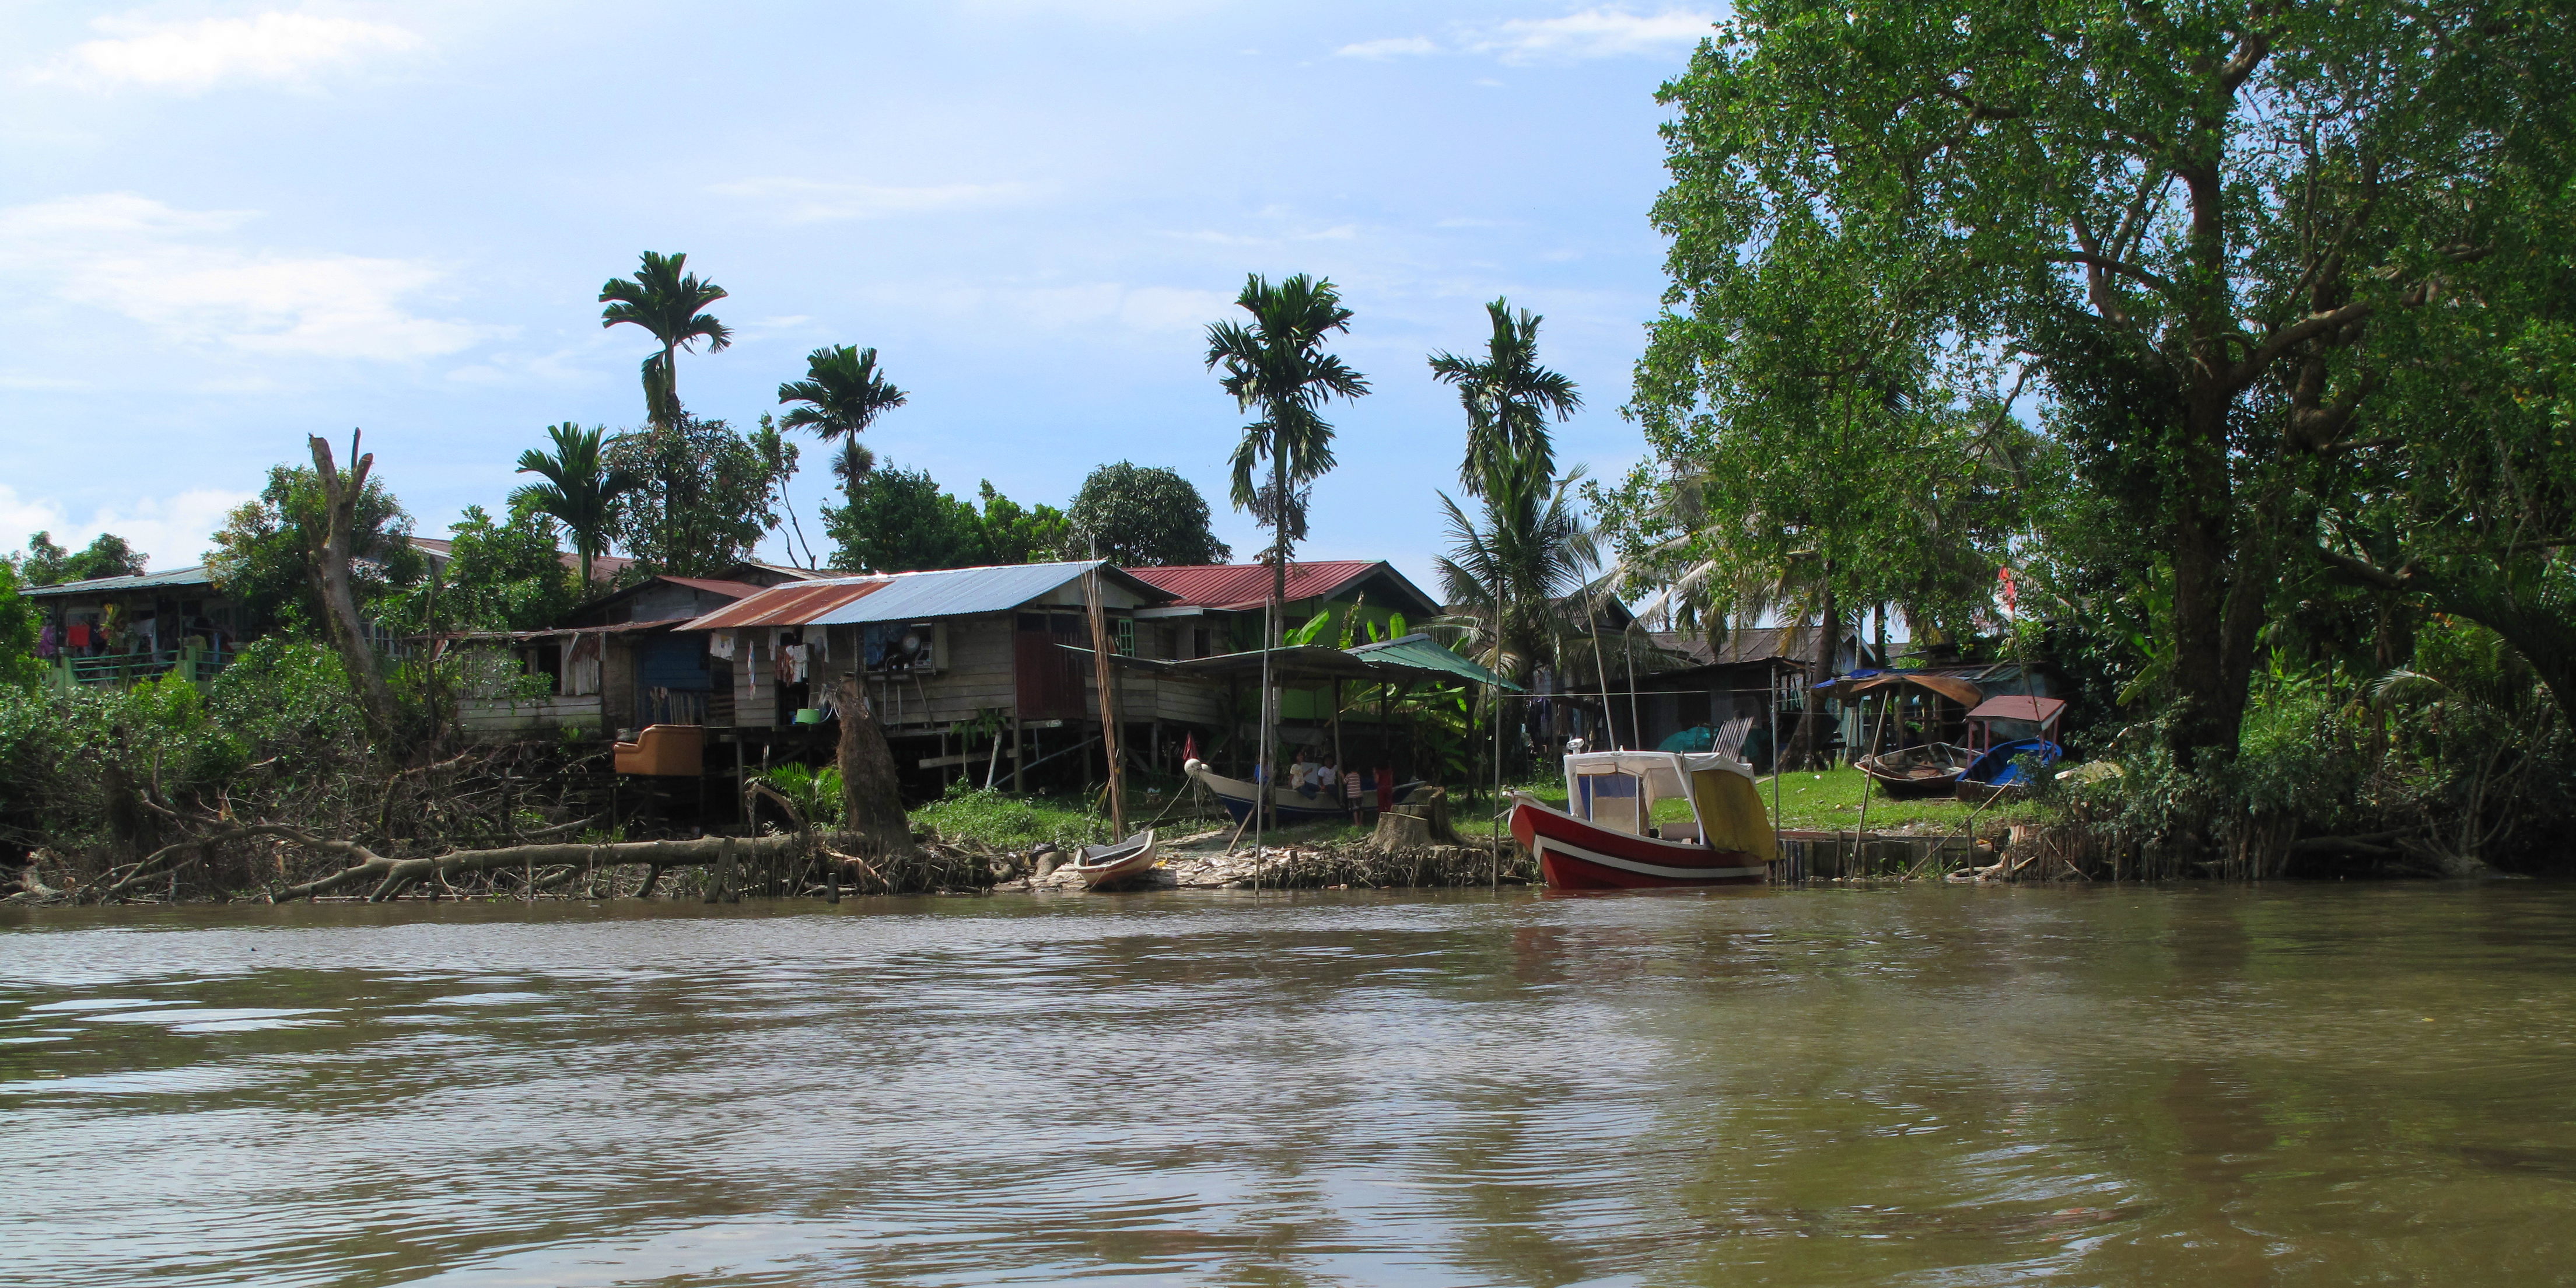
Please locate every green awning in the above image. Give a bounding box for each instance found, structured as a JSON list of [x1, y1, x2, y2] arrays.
[[1345, 633, 1521, 691]]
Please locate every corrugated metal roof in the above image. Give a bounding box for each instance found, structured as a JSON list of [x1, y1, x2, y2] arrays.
[[20, 565, 217, 596], [1126, 561, 1438, 614], [656, 577, 764, 600], [676, 561, 1173, 631], [680, 579, 888, 630]]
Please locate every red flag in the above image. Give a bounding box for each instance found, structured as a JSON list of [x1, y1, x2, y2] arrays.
[[1182, 733, 1199, 765], [1997, 566, 2019, 615]]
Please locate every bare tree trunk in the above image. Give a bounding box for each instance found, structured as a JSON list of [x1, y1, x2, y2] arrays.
[[307, 433, 403, 751], [835, 676, 915, 858], [1787, 578, 1837, 768]]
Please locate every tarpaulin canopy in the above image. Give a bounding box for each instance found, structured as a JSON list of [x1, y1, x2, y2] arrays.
[[1821, 670, 1986, 708], [1345, 633, 1520, 690]]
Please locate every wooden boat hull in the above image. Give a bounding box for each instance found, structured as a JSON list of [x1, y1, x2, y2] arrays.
[[1510, 799, 1769, 890], [1187, 765, 1384, 826], [1070, 830, 1159, 888], [1856, 744, 1973, 800]]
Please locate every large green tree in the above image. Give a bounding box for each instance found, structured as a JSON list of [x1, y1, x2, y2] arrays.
[[603, 416, 783, 577], [1066, 461, 1231, 566], [778, 344, 908, 512], [821, 463, 1067, 572], [1205, 272, 1368, 645], [599, 251, 732, 428], [423, 505, 578, 634], [0, 564, 41, 690], [10, 532, 149, 586], [1430, 298, 1582, 495], [1642, 1, 2569, 765], [510, 422, 637, 589], [207, 462, 424, 637]]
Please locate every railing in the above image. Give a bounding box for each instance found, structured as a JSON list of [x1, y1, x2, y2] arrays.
[[53, 645, 230, 690], [641, 687, 708, 727]]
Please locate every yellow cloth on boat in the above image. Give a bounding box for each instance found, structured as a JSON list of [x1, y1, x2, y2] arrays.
[[1689, 769, 1774, 859]]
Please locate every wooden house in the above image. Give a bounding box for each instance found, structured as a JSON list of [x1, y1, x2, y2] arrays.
[[674, 560, 1227, 787], [22, 565, 242, 692]]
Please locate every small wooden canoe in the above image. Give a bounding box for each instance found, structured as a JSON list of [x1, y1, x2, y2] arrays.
[[1856, 743, 1975, 799], [1069, 829, 1158, 888]]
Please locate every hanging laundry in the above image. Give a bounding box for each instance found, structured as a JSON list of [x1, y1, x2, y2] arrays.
[[782, 643, 809, 684], [709, 631, 736, 660]]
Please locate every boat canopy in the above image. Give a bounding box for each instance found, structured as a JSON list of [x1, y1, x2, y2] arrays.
[[1558, 749, 1770, 852], [1564, 750, 1752, 793]]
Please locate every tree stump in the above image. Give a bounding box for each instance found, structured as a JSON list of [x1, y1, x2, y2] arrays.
[[836, 677, 917, 859], [1371, 786, 1460, 852]]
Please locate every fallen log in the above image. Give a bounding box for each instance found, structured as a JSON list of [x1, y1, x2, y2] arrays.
[[279, 834, 804, 903]]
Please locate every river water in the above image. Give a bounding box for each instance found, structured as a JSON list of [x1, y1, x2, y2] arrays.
[[4, 885, 2572, 1286]]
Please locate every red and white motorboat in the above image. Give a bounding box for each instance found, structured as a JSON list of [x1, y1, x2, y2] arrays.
[[1510, 750, 1777, 890]]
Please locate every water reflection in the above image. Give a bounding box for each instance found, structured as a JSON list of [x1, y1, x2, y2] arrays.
[[1, 885, 2571, 1286]]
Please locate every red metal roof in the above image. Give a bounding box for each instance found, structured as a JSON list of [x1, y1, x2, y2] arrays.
[[1126, 561, 1400, 612], [681, 579, 888, 630]]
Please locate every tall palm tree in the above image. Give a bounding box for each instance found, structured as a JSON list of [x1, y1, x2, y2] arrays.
[[511, 422, 639, 588], [1436, 460, 1600, 685], [1429, 297, 1581, 496], [599, 251, 732, 427], [778, 344, 907, 509], [1204, 272, 1370, 646]]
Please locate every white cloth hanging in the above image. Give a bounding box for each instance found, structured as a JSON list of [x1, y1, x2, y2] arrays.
[[709, 630, 736, 660]]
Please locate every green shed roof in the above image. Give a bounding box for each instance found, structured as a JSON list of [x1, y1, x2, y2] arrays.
[[1346, 633, 1521, 691]]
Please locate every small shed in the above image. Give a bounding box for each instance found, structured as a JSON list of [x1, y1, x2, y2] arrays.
[[1963, 695, 2067, 751]]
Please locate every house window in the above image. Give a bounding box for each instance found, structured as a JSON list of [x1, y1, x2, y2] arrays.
[[1114, 618, 1135, 656]]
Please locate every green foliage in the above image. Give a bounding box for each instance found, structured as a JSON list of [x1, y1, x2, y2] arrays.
[[9, 531, 149, 587], [1437, 465, 1597, 684], [1634, 0, 2574, 764], [1065, 461, 1230, 566], [977, 481, 1073, 565], [1429, 298, 1581, 496], [206, 463, 424, 636], [911, 780, 1112, 850], [757, 762, 844, 825], [510, 422, 637, 587], [604, 415, 783, 576], [407, 505, 577, 633], [823, 462, 989, 572], [600, 250, 730, 426], [778, 345, 907, 513], [820, 461, 1070, 572], [0, 564, 40, 691], [1206, 272, 1368, 599]]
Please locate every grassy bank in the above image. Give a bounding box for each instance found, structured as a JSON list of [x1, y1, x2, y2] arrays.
[[1504, 763, 2047, 834]]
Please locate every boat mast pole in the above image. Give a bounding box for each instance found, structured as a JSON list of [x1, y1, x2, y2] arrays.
[[1084, 559, 1125, 838]]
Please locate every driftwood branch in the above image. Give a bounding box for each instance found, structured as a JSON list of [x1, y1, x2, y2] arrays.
[[279, 834, 803, 902]]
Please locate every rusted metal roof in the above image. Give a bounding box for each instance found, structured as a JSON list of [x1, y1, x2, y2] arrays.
[[1125, 561, 1440, 615], [675, 561, 1175, 631], [655, 576, 764, 600], [679, 579, 889, 631]]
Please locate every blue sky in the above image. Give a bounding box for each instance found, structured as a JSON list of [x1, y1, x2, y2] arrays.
[[1, 1, 1716, 591]]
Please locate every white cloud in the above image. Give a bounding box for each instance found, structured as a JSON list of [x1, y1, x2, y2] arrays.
[[710, 178, 1036, 224], [43, 10, 424, 93], [0, 193, 492, 361], [1469, 7, 1718, 63], [1343, 8, 1717, 65], [0, 484, 254, 573], [1335, 36, 1439, 60]]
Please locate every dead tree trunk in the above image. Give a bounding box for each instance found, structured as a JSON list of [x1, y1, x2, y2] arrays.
[[306, 432, 403, 750], [835, 676, 916, 858]]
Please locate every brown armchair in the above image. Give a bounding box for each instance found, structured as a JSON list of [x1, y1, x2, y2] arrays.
[[614, 724, 704, 776]]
